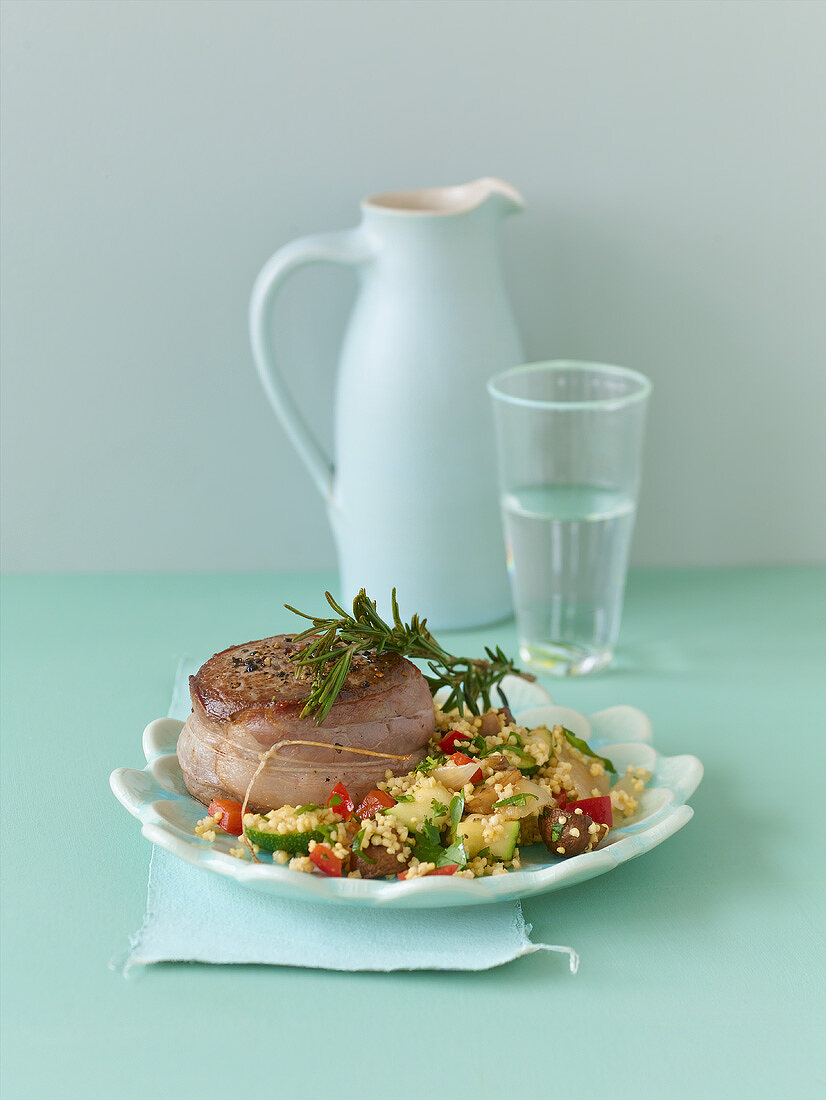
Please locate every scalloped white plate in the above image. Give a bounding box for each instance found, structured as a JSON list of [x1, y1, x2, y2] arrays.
[[110, 676, 702, 908]]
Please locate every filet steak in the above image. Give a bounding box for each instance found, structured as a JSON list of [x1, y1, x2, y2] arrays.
[[177, 634, 434, 811]]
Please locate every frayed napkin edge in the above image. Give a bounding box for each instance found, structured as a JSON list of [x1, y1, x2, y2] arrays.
[[114, 888, 578, 976], [115, 943, 578, 977]]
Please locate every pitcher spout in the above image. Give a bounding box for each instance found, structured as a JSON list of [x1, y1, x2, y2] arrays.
[[362, 177, 524, 218], [467, 177, 525, 216]]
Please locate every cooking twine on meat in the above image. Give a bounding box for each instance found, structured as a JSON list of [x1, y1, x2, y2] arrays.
[[240, 741, 417, 861]]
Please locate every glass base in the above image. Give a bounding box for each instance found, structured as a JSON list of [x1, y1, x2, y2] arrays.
[[519, 640, 613, 677]]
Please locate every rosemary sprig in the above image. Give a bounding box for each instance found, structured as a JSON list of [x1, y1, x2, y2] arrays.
[[284, 588, 534, 724]]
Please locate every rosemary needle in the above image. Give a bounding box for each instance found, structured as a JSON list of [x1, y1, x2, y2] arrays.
[[285, 588, 534, 724]]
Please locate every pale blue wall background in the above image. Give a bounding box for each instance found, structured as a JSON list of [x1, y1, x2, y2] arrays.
[[2, 0, 824, 572]]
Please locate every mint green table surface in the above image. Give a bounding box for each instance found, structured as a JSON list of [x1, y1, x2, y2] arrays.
[[2, 569, 824, 1100]]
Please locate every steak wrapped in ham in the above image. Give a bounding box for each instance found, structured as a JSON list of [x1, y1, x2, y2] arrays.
[[177, 635, 434, 811]]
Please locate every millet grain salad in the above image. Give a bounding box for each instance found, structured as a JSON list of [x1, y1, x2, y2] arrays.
[[195, 701, 650, 880]]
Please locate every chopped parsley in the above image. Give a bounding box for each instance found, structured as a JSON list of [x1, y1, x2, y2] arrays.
[[412, 816, 468, 870], [415, 753, 445, 775], [439, 838, 468, 869], [493, 792, 538, 809], [475, 736, 503, 759]]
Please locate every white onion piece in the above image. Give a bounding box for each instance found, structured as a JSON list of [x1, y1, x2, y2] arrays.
[[431, 761, 482, 790], [508, 778, 553, 818]]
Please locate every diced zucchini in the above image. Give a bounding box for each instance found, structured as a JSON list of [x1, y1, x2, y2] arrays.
[[456, 815, 520, 861], [492, 821, 520, 861], [386, 782, 453, 833], [384, 801, 423, 831], [455, 815, 484, 857], [244, 826, 325, 854]]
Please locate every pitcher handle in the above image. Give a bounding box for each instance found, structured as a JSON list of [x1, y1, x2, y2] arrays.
[[249, 228, 374, 500]]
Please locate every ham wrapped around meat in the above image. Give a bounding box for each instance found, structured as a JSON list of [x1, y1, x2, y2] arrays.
[[177, 635, 434, 811]]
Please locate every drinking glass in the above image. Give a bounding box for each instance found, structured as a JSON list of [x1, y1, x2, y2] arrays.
[[488, 360, 651, 675]]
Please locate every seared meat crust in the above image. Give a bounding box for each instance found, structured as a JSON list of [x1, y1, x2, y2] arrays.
[[190, 635, 404, 724]]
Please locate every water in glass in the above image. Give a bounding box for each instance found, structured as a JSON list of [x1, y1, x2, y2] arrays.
[[502, 483, 636, 674]]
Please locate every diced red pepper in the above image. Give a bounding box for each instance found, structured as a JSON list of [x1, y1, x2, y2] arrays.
[[448, 752, 483, 783], [438, 730, 473, 754], [308, 844, 343, 877], [326, 781, 354, 818], [207, 799, 245, 836], [565, 795, 613, 828], [398, 864, 459, 880], [355, 789, 396, 820]]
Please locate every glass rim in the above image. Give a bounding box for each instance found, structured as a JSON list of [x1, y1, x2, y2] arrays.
[[487, 359, 652, 412]]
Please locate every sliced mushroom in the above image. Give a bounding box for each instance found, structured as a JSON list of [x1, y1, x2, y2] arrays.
[[484, 753, 511, 773], [466, 787, 499, 814], [539, 806, 608, 858], [350, 844, 410, 879], [497, 703, 516, 726], [478, 711, 503, 738]]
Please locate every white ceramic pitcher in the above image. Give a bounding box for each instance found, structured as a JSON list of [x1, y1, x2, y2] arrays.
[[249, 178, 525, 629]]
